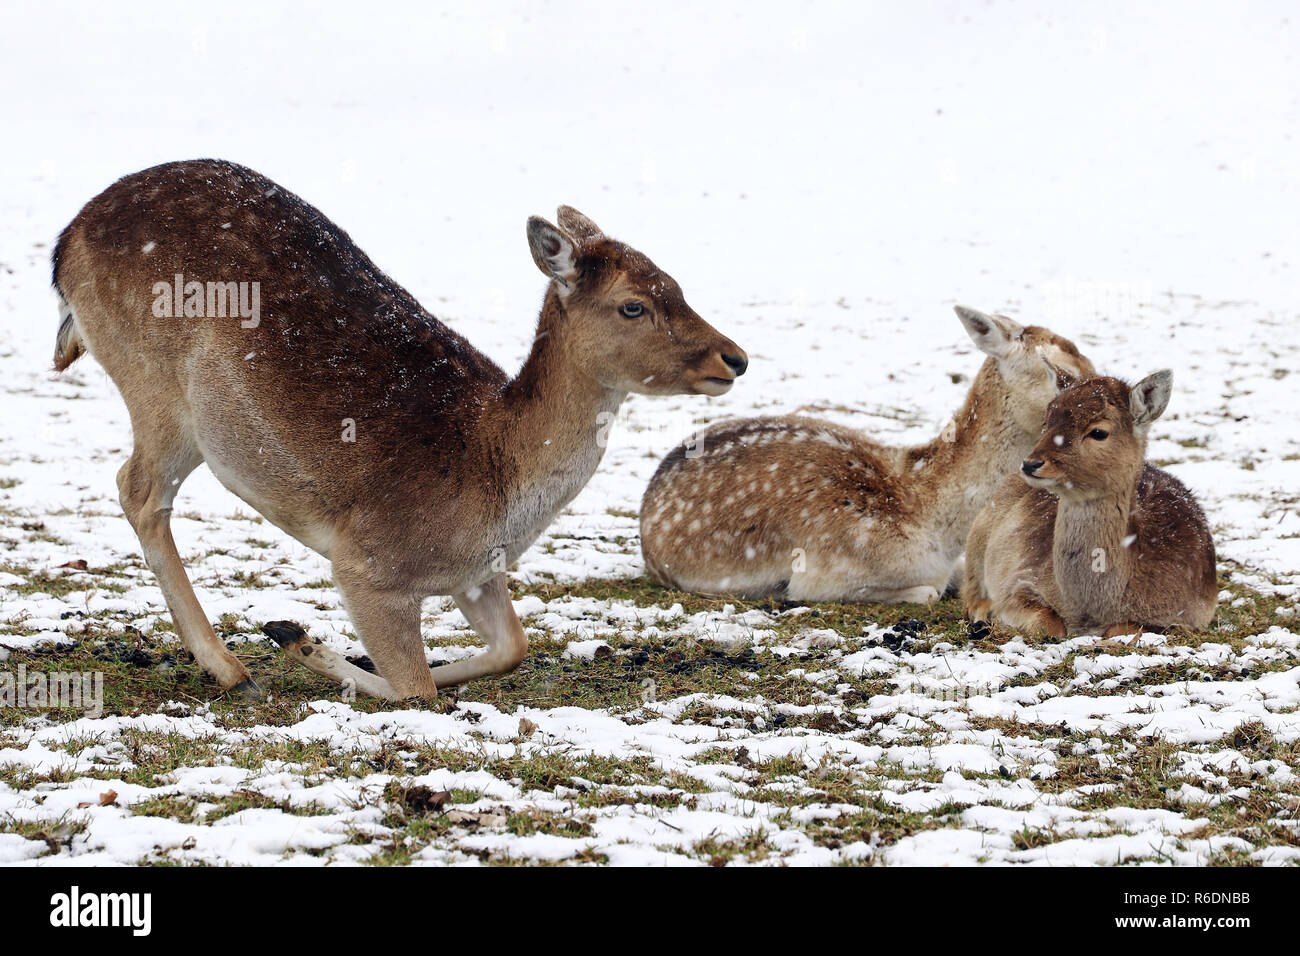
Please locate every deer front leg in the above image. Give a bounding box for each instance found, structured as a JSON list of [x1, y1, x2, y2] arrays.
[[429, 574, 528, 688], [1102, 622, 1143, 640], [268, 556, 437, 701], [994, 593, 1068, 639], [333, 573, 438, 699], [262, 621, 407, 700]]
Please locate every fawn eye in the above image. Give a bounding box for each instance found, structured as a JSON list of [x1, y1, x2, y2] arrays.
[[1087, 428, 1109, 441], [618, 302, 645, 319]]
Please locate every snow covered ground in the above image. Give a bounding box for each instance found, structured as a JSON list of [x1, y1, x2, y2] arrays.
[[0, 2, 1297, 865]]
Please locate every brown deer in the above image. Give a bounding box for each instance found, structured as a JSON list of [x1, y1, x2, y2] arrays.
[[51, 159, 747, 700], [963, 371, 1218, 638], [639, 307, 1095, 602]]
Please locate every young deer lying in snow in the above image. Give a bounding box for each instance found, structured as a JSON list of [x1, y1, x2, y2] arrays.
[[963, 371, 1217, 638], [640, 306, 1095, 602], [52, 159, 747, 700]]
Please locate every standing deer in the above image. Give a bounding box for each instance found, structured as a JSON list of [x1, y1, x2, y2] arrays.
[[963, 371, 1217, 637], [52, 159, 747, 700], [640, 306, 1095, 602]]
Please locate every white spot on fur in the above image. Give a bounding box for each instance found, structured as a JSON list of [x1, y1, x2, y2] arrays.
[[912, 458, 926, 471], [220, 222, 232, 230], [141, 241, 156, 254], [745, 546, 756, 559], [1053, 435, 1064, 446], [1122, 534, 1137, 548], [244, 351, 256, 361]]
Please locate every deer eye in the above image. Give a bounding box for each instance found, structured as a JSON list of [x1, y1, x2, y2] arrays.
[[618, 302, 645, 319], [1087, 428, 1109, 441]]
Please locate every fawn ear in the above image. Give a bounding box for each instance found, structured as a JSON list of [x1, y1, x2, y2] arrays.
[[527, 217, 579, 290], [557, 206, 603, 243], [955, 305, 1022, 358], [1039, 352, 1080, 392], [1130, 370, 1173, 426]]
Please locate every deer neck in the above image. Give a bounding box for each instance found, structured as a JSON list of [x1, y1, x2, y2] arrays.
[[902, 359, 1038, 553], [1051, 483, 1136, 627], [493, 287, 625, 534]]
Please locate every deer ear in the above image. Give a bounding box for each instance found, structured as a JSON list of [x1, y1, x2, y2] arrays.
[[1039, 352, 1080, 392], [527, 217, 579, 290], [557, 206, 603, 242], [954, 305, 1022, 358], [1130, 370, 1173, 425]]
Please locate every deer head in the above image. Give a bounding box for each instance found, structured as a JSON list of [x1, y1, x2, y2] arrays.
[[527, 207, 747, 396], [1020, 371, 1173, 502], [953, 305, 1098, 435]]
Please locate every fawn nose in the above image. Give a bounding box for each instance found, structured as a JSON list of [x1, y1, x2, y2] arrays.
[[1022, 459, 1044, 476], [721, 352, 748, 376]]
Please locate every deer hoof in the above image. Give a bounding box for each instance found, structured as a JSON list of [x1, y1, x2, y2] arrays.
[[228, 679, 264, 703], [262, 620, 309, 648]]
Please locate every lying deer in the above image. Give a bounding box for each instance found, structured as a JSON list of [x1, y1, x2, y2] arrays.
[[963, 370, 1217, 637], [52, 159, 747, 699], [640, 306, 1095, 602]]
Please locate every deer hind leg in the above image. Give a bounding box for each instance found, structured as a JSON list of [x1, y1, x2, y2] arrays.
[[117, 439, 253, 691], [428, 574, 528, 689]]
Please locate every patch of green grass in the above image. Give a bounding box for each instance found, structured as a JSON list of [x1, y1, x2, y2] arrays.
[[129, 795, 199, 824], [202, 790, 330, 822], [505, 807, 595, 838], [0, 810, 89, 856], [0, 562, 130, 597], [688, 827, 780, 866]]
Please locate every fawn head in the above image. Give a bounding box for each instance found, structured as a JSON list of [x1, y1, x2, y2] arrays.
[[526, 207, 747, 396], [1021, 371, 1173, 501], [954, 305, 1097, 435]]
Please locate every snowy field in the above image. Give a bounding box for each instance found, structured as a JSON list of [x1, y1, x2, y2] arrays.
[[0, 2, 1297, 865]]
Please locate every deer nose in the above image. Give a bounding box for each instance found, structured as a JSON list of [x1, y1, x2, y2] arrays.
[[721, 352, 748, 376], [1022, 459, 1044, 476]]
